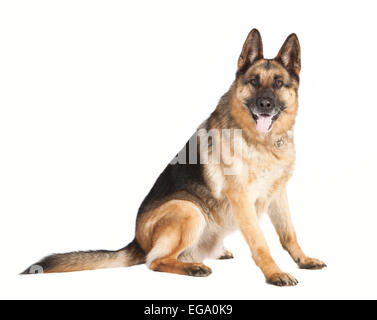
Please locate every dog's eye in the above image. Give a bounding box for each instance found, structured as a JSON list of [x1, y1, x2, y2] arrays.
[[249, 78, 259, 87], [274, 79, 283, 89]]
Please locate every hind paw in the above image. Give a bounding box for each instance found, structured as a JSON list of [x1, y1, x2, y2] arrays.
[[184, 264, 212, 277], [218, 250, 234, 260]]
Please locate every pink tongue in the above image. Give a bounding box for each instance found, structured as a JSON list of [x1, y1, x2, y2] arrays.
[[256, 115, 273, 133]]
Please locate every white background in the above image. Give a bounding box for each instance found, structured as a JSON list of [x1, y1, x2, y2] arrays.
[[1, 0, 376, 299]]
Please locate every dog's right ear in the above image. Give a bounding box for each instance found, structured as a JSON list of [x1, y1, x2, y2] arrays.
[[237, 28, 263, 74]]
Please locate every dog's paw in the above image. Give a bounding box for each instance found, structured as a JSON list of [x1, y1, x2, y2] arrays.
[[297, 257, 327, 270], [266, 272, 298, 287], [184, 264, 212, 277], [218, 250, 234, 260]]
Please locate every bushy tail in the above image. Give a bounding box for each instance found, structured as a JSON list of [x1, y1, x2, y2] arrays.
[[21, 240, 145, 275]]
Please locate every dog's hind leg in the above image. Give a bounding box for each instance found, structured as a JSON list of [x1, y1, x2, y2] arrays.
[[140, 200, 212, 277]]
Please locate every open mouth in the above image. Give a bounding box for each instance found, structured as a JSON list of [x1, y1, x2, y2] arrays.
[[251, 112, 280, 133]]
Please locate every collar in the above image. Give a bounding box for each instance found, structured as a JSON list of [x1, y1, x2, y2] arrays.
[[273, 130, 293, 150]]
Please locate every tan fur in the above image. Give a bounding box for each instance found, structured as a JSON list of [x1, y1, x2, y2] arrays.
[[23, 29, 325, 285], [134, 29, 325, 285], [35, 249, 142, 274], [22, 239, 145, 274], [137, 200, 213, 276], [268, 189, 325, 269]]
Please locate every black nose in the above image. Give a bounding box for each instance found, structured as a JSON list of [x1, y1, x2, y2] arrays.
[[257, 97, 274, 112]]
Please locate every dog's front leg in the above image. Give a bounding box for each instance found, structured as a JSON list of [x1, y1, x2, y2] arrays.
[[226, 190, 298, 286], [268, 188, 326, 270]]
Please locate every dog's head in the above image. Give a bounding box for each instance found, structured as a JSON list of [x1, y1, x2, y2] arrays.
[[234, 29, 300, 134]]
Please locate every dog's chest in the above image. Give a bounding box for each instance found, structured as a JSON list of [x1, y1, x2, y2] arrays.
[[247, 150, 285, 199], [239, 136, 294, 199], [204, 131, 294, 205]]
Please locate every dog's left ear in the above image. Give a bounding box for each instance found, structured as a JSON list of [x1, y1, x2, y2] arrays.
[[275, 33, 301, 76]]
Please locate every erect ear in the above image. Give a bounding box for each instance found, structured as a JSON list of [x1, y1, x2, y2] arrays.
[[237, 28, 263, 73], [275, 33, 301, 76]]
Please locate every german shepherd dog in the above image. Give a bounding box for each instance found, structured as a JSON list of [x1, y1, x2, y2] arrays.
[[23, 29, 326, 286]]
